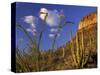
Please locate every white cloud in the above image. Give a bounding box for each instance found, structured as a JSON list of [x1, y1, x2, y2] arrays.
[[26, 28, 37, 36], [39, 8, 60, 27], [40, 8, 48, 13], [49, 33, 60, 38], [40, 8, 48, 20], [24, 15, 37, 36], [26, 28, 32, 32], [24, 15, 36, 28], [24, 16, 34, 24], [50, 28, 57, 32], [50, 28, 63, 34], [49, 34, 55, 38]]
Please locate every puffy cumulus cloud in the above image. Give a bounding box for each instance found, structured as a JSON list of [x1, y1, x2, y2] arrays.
[[24, 15, 36, 29], [40, 8, 48, 13], [40, 8, 48, 20], [39, 8, 60, 27], [24, 15, 37, 36], [24, 16, 34, 24]]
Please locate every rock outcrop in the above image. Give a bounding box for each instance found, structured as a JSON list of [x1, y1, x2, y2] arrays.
[[78, 12, 97, 30]]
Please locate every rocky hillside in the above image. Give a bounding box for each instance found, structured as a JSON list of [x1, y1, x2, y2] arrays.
[[70, 12, 97, 68], [52, 12, 97, 69], [78, 12, 97, 54], [78, 12, 97, 30], [57, 11, 97, 69]]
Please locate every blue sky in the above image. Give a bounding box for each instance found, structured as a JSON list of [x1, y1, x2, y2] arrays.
[[16, 2, 97, 51]]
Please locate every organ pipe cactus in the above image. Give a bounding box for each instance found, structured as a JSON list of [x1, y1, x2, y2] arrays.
[[70, 31, 78, 67], [70, 29, 91, 68]]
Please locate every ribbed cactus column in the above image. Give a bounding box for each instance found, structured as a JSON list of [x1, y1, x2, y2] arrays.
[[75, 32, 81, 68], [70, 31, 77, 68], [70, 29, 91, 68]]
